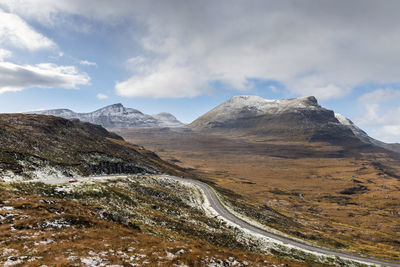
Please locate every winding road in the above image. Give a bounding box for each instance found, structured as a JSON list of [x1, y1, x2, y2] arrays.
[[166, 175, 400, 267], [42, 174, 400, 266]]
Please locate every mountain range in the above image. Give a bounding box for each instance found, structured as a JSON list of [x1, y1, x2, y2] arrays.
[[27, 96, 400, 153], [29, 103, 183, 128]]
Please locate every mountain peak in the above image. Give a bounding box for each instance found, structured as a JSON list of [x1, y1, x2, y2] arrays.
[[99, 103, 125, 111], [293, 96, 318, 105], [108, 103, 124, 108]]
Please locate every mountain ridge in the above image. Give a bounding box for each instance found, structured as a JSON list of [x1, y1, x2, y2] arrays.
[[189, 95, 399, 152], [28, 103, 183, 129]]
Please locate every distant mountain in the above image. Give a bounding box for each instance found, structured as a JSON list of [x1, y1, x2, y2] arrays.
[[0, 114, 186, 181], [29, 103, 183, 128], [189, 95, 399, 151]]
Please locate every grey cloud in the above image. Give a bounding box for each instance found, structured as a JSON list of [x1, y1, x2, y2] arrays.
[[0, 62, 90, 93]]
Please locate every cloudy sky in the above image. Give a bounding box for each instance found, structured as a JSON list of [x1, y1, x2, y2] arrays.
[[0, 1, 399, 142]]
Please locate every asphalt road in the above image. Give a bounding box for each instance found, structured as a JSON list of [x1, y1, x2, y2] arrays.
[[40, 174, 400, 266]]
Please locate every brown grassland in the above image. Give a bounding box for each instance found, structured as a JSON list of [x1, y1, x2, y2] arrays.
[[114, 127, 400, 261], [0, 185, 308, 266]]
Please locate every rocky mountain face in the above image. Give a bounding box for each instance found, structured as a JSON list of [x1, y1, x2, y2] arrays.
[[30, 103, 183, 128], [189, 95, 399, 151], [0, 114, 186, 181], [189, 96, 360, 145]]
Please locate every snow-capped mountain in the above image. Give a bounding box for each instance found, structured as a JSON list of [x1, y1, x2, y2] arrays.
[[190, 95, 399, 151], [29, 103, 183, 128], [190, 95, 321, 127]]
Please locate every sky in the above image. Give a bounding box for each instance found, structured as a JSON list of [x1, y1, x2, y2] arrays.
[[0, 1, 400, 143]]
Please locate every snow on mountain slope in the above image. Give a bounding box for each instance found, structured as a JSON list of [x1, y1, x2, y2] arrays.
[[334, 113, 371, 142], [189, 95, 400, 150], [198, 95, 321, 123], [152, 112, 183, 127], [29, 104, 183, 128], [189, 95, 329, 130]]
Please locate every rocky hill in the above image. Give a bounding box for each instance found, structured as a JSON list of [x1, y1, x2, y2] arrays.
[[0, 114, 186, 181], [29, 103, 183, 128], [190, 95, 400, 151], [189, 96, 361, 145]]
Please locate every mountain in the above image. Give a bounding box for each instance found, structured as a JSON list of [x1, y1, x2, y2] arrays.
[[189, 95, 366, 146], [29, 103, 183, 128], [189, 95, 400, 151], [0, 114, 186, 181]]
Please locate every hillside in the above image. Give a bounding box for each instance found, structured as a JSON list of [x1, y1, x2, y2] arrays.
[[0, 114, 186, 181], [29, 103, 183, 128], [115, 95, 400, 261]]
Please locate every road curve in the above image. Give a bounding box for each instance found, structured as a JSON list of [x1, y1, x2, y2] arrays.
[[39, 174, 399, 266], [165, 176, 400, 267]]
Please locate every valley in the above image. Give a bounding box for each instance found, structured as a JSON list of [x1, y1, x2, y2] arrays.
[[114, 126, 400, 262]]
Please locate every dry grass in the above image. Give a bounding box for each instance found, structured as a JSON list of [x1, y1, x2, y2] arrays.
[[0, 186, 313, 266], [115, 128, 400, 260]]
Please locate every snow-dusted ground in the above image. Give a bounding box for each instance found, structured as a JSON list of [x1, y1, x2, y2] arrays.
[[3, 174, 394, 266]]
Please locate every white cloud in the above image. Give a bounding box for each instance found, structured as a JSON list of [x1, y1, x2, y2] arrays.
[[368, 125, 400, 144], [356, 88, 400, 142], [0, 61, 90, 94], [116, 64, 207, 98], [358, 88, 400, 104], [80, 60, 97, 67], [288, 75, 351, 100], [96, 93, 108, 99], [0, 8, 55, 50], [0, 48, 11, 61]]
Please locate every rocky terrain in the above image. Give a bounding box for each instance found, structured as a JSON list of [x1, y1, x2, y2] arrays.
[[0, 114, 186, 181], [29, 103, 183, 128]]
